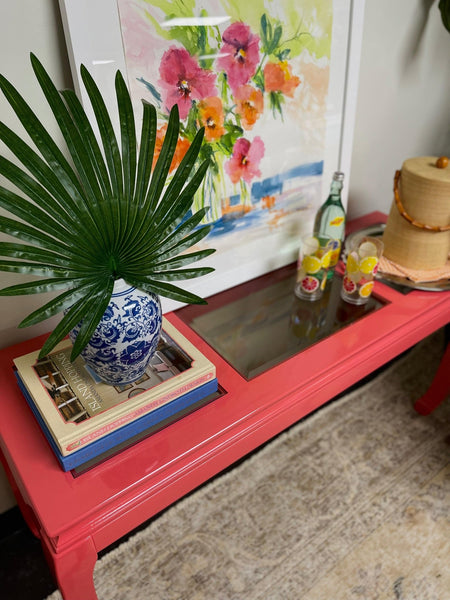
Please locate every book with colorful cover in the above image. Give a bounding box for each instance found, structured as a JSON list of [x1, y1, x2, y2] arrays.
[[15, 371, 222, 473], [14, 318, 217, 458]]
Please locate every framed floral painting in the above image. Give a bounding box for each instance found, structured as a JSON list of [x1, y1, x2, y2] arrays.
[[59, 0, 365, 310]]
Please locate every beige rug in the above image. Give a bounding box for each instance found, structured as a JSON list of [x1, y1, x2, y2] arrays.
[[46, 331, 450, 600]]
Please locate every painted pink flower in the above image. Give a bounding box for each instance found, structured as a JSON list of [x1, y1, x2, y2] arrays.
[[216, 22, 260, 93], [225, 136, 265, 184], [159, 47, 217, 119]]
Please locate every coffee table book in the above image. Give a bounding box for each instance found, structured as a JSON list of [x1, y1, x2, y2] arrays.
[[15, 374, 222, 473], [13, 318, 218, 471]]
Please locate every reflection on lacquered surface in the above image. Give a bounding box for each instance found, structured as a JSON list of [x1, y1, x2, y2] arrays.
[[177, 264, 385, 379]]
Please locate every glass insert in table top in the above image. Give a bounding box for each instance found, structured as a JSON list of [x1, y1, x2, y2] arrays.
[[177, 264, 386, 380]]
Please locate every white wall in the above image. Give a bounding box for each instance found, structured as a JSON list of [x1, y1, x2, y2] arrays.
[[0, 0, 73, 513], [348, 0, 450, 218], [0, 0, 449, 513], [0, 0, 73, 351]]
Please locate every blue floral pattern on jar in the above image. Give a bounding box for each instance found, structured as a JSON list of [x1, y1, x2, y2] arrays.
[[69, 279, 162, 385]]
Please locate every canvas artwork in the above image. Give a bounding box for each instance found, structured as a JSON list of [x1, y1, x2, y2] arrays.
[[116, 0, 333, 255]]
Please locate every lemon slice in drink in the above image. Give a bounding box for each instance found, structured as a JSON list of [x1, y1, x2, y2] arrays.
[[302, 236, 320, 256], [358, 241, 378, 259], [321, 250, 332, 268], [360, 256, 378, 274], [302, 254, 322, 274], [359, 281, 374, 298], [346, 252, 360, 274]]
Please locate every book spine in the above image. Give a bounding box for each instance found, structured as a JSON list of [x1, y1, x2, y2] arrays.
[[16, 371, 219, 471], [64, 372, 215, 452], [13, 320, 217, 454]]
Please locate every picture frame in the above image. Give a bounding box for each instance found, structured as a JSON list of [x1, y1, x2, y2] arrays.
[[58, 0, 365, 312]]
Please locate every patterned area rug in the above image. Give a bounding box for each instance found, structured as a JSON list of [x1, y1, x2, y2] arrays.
[[46, 331, 450, 600]]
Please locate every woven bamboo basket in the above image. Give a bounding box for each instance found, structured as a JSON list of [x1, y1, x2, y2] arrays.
[[382, 156, 450, 270]]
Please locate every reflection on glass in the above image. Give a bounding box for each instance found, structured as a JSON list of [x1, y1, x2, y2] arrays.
[[161, 16, 231, 28], [177, 264, 385, 380]]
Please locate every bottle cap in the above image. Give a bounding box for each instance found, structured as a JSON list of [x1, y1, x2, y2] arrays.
[[333, 171, 345, 181]]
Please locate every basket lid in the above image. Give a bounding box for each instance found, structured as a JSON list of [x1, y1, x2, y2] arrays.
[[402, 156, 450, 187]]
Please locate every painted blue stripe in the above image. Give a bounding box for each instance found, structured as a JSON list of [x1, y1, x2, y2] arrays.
[[251, 160, 323, 201]]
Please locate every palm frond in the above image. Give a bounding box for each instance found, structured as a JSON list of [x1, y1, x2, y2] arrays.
[[141, 267, 215, 281], [143, 104, 179, 215], [0, 277, 87, 296], [0, 124, 90, 227], [68, 280, 114, 361], [0, 66, 86, 208], [80, 63, 123, 200], [19, 279, 107, 328], [60, 89, 112, 198], [125, 277, 208, 305], [39, 279, 114, 360], [31, 55, 104, 210], [146, 249, 216, 272], [0, 54, 215, 358]]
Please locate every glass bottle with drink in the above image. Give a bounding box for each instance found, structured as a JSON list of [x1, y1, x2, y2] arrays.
[[313, 171, 346, 274]]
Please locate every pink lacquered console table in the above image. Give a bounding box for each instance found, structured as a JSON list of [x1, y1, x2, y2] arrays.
[[0, 212, 449, 600]]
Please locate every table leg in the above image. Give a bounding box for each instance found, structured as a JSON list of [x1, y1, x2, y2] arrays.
[[414, 341, 450, 415], [41, 533, 98, 600]]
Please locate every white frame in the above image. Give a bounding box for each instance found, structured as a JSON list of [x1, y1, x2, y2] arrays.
[[58, 0, 365, 312]]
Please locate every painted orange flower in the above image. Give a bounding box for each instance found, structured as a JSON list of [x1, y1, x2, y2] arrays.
[[152, 124, 190, 172], [198, 97, 226, 142], [263, 61, 300, 97], [234, 85, 264, 130]]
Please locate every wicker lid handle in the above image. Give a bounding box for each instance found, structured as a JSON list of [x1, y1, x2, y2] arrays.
[[393, 169, 450, 232]]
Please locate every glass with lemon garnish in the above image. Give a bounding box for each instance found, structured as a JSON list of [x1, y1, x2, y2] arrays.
[[295, 234, 337, 301], [341, 236, 384, 305]]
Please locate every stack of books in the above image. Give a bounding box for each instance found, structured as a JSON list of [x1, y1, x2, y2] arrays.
[[14, 318, 220, 474]]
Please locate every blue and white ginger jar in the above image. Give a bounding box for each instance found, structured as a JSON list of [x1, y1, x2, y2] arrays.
[[70, 278, 162, 386]]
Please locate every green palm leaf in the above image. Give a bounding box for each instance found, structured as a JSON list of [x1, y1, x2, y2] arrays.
[[69, 281, 114, 361], [123, 159, 210, 264], [144, 104, 179, 215], [0, 54, 215, 360], [0, 66, 86, 210], [39, 279, 113, 359], [80, 63, 124, 201], [143, 267, 215, 281], [125, 277, 208, 305], [60, 89, 112, 198], [0, 277, 88, 296], [31, 55, 104, 208], [19, 279, 106, 328], [147, 249, 216, 272], [0, 124, 90, 227]]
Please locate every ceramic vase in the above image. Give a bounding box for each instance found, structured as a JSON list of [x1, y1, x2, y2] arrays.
[[69, 279, 162, 386]]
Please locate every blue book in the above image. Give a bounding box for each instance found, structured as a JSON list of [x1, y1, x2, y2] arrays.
[[15, 371, 220, 473]]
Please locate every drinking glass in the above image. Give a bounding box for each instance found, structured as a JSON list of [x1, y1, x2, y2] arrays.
[[295, 234, 337, 301], [341, 236, 384, 305]]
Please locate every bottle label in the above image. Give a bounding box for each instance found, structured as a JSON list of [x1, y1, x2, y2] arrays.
[[329, 216, 344, 226], [330, 240, 341, 266]]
